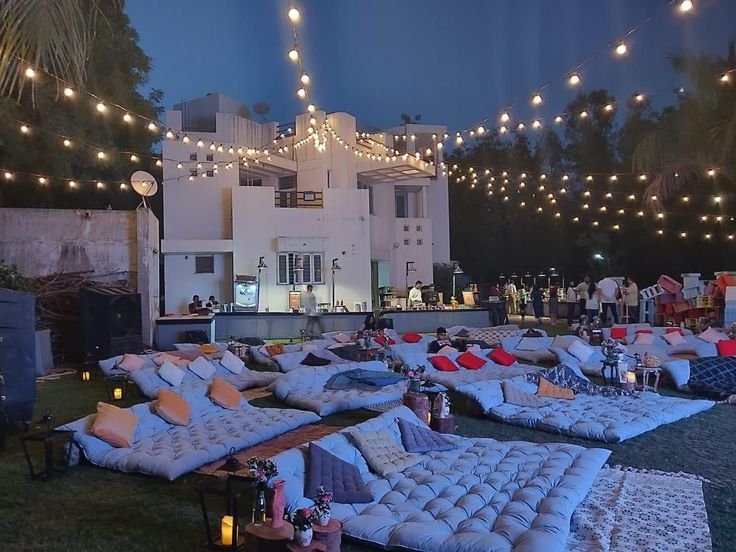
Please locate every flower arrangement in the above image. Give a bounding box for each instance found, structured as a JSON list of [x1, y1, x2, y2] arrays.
[[601, 338, 627, 362], [313, 486, 333, 515], [246, 457, 278, 484], [401, 364, 426, 381], [644, 353, 661, 368], [727, 322, 736, 340], [289, 508, 316, 531]]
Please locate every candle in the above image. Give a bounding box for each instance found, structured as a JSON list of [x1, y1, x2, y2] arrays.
[[627, 372, 636, 384], [221, 515, 236, 546], [113, 387, 123, 400], [81, 371, 91, 382]]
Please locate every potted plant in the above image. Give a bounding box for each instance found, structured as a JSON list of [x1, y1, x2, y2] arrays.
[[401, 364, 426, 394], [313, 486, 333, 526], [246, 457, 278, 524], [289, 507, 316, 546]]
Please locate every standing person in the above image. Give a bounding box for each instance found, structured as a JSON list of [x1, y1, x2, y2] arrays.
[[576, 276, 591, 323], [585, 282, 600, 321], [530, 284, 544, 325], [622, 276, 640, 323], [597, 276, 620, 325], [518, 284, 529, 325], [303, 284, 325, 338], [408, 280, 423, 308], [548, 281, 559, 326], [566, 281, 578, 329], [506, 280, 518, 315]]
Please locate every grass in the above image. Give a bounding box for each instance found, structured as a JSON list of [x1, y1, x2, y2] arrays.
[[1, 362, 733, 552]]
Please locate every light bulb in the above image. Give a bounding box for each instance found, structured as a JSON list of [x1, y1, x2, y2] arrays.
[[20, 124, 29, 134], [629, 194, 636, 200], [714, 195, 722, 203], [634, 93, 645, 102], [568, 73, 581, 86], [300, 73, 310, 85], [288, 7, 300, 23], [4, 172, 12, 180], [562, 175, 569, 181], [499, 126, 507, 134], [309, 117, 317, 126], [476, 125, 485, 134], [615, 42, 627, 56], [657, 229, 664, 235], [166, 130, 175, 139], [182, 135, 190, 144], [120, 183, 128, 190], [532, 93, 543, 105], [63, 139, 71, 147], [97, 181, 104, 189], [532, 120, 541, 129], [96, 102, 106, 113], [610, 175, 618, 181], [500, 112, 510, 123], [297, 88, 306, 98], [68, 180, 76, 188], [176, 162, 183, 169], [197, 139, 204, 148], [97, 151, 106, 159], [148, 122, 157, 132], [720, 73, 731, 83], [579, 111, 588, 119], [707, 168, 716, 176], [156, 159, 162, 167], [639, 174, 647, 181], [25, 67, 36, 78], [680, 232, 687, 238], [554, 115, 563, 124], [455, 136, 463, 144], [63, 87, 74, 98], [586, 175, 593, 182], [123, 113, 133, 123], [38, 177, 47, 184], [682, 196, 689, 202], [288, 49, 299, 61], [307, 104, 315, 113], [209, 142, 216, 151], [130, 154, 139, 162], [517, 123, 525, 130], [679, 0, 693, 13], [613, 224, 620, 230], [604, 103, 614, 112]]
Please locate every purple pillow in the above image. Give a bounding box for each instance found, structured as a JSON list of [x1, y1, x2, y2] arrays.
[[305, 443, 373, 504], [398, 418, 455, 454]]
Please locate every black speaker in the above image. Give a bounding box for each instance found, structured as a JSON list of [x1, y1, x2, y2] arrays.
[[80, 286, 143, 362]]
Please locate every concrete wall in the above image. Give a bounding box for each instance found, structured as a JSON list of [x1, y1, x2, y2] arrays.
[[163, 253, 233, 314]]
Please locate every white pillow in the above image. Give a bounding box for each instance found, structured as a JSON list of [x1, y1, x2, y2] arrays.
[[437, 345, 459, 355], [188, 356, 217, 380], [698, 327, 726, 344], [516, 337, 543, 351], [634, 332, 655, 345], [568, 340, 595, 363], [333, 333, 352, 344], [159, 361, 185, 387], [219, 350, 245, 374], [662, 331, 686, 346]]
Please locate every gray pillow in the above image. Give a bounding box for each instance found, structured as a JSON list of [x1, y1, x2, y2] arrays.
[[502, 381, 543, 407], [398, 418, 455, 453], [305, 443, 373, 504]]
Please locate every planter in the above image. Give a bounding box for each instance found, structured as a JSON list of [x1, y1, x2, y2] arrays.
[[295, 527, 313, 546], [317, 511, 331, 527], [270, 480, 285, 528], [407, 378, 422, 394]]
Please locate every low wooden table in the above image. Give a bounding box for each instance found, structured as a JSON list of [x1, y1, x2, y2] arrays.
[[313, 519, 342, 552], [430, 414, 455, 434], [244, 520, 293, 552], [402, 393, 430, 425]]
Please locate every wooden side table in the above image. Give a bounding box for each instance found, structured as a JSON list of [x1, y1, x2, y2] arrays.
[[402, 393, 430, 425], [313, 519, 342, 552], [430, 415, 455, 434], [244, 520, 293, 552]]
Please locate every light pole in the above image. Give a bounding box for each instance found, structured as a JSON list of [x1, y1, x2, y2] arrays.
[[257, 256, 268, 312], [405, 261, 416, 308], [330, 258, 341, 311], [452, 262, 464, 301]]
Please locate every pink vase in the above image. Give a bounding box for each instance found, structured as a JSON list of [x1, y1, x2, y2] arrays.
[[270, 480, 285, 528]]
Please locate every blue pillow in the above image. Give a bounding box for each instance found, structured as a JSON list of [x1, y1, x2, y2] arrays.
[[398, 418, 455, 453], [305, 443, 373, 504]]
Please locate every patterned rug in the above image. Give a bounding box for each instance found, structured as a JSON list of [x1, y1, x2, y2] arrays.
[[567, 467, 711, 551], [195, 424, 342, 477]]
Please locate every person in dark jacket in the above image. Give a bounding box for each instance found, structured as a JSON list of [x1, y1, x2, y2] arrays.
[[530, 285, 544, 325]]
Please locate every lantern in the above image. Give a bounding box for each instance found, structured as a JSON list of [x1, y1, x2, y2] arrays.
[[197, 473, 254, 550], [79, 366, 94, 382], [105, 375, 128, 402]]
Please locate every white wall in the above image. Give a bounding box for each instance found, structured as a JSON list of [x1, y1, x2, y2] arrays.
[[163, 253, 233, 314], [428, 173, 451, 264]]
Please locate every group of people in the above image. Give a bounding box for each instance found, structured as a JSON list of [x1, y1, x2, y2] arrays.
[[187, 294, 220, 314]]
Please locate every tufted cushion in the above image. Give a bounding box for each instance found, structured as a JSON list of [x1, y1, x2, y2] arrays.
[[663, 331, 686, 346], [699, 327, 726, 344], [266, 344, 284, 356], [488, 348, 517, 366], [402, 332, 422, 343], [456, 351, 485, 370], [118, 354, 144, 372], [219, 350, 244, 374], [301, 352, 331, 366], [398, 418, 455, 453], [634, 332, 655, 345], [352, 429, 422, 477], [373, 334, 396, 347], [90, 402, 138, 448], [503, 381, 543, 407], [610, 327, 628, 340], [568, 340, 595, 363], [188, 356, 217, 380], [153, 389, 190, 426], [305, 443, 373, 504], [209, 377, 242, 410], [158, 361, 185, 387], [537, 377, 575, 400], [717, 339, 736, 357], [429, 356, 459, 372]]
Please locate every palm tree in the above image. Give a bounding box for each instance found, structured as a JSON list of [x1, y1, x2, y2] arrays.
[[633, 40, 736, 210], [0, 0, 101, 99]]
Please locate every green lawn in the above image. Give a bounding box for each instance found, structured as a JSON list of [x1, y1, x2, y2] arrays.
[[1, 366, 733, 551]]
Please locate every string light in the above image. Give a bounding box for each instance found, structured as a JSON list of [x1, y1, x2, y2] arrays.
[[288, 48, 299, 61], [615, 41, 628, 56], [500, 112, 510, 123], [579, 110, 588, 119], [20, 124, 29, 134], [720, 72, 731, 83], [297, 88, 306, 98], [123, 113, 133, 123], [38, 177, 46, 184], [554, 116, 563, 124], [679, 0, 693, 13], [24, 67, 36, 78], [568, 73, 581, 86], [63, 87, 74, 98], [288, 7, 301, 23], [300, 73, 310, 85], [4, 172, 12, 180], [63, 139, 71, 147], [96, 102, 106, 113], [634, 93, 646, 102], [68, 180, 76, 189], [531, 93, 543, 105], [604, 103, 614, 112]]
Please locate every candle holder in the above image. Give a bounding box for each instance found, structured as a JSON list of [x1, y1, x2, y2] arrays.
[[104, 375, 128, 402], [20, 428, 74, 481], [197, 473, 253, 550], [78, 365, 95, 382]]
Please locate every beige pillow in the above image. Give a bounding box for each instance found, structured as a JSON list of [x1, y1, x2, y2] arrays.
[[634, 332, 655, 345], [90, 402, 139, 448], [351, 430, 422, 476], [153, 353, 178, 366], [153, 389, 190, 426], [536, 377, 575, 400], [210, 377, 242, 410]]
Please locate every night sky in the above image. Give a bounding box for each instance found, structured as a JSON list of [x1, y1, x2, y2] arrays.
[[125, 0, 735, 132]]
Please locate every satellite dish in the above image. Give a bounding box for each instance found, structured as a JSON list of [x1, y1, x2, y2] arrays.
[[130, 171, 158, 208]]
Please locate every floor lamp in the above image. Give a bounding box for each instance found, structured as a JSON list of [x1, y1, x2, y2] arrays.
[[405, 261, 416, 308], [331, 258, 341, 311], [452, 262, 464, 301], [257, 256, 267, 312]]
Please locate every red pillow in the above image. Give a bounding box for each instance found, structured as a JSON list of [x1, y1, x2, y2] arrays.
[[456, 351, 485, 370], [429, 355, 459, 372], [611, 327, 627, 339], [635, 329, 653, 334], [488, 348, 517, 366], [373, 334, 396, 347], [717, 339, 736, 357], [666, 327, 685, 336], [402, 332, 422, 343]]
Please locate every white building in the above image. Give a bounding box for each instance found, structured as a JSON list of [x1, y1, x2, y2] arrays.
[[161, 93, 450, 314]]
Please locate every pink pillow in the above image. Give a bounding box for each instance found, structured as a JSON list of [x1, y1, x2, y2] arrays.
[[153, 353, 179, 367], [428, 356, 459, 372], [662, 331, 686, 346], [634, 332, 655, 345], [666, 328, 685, 336], [699, 327, 726, 344], [118, 354, 144, 372], [333, 333, 352, 344]]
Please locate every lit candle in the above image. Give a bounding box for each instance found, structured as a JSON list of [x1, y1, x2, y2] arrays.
[[627, 372, 636, 384], [113, 387, 123, 400], [221, 515, 235, 546], [81, 371, 91, 382]]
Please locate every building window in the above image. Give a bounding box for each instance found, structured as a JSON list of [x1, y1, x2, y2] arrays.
[[277, 253, 324, 285], [416, 225, 422, 232], [195, 255, 215, 274], [278, 175, 297, 191], [239, 178, 262, 187], [206, 170, 214, 177], [396, 190, 407, 218], [395, 186, 423, 218], [189, 153, 197, 161], [403, 225, 409, 232], [403, 239, 410, 246], [189, 169, 197, 177], [358, 181, 374, 215], [206, 153, 213, 162], [417, 239, 423, 245]]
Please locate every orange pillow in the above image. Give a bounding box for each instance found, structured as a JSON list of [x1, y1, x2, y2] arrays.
[[456, 351, 485, 370], [90, 402, 139, 448], [210, 377, 242, 410], [199, 343, 219, 354], [536, 377, 575, 400], [153, 389, 191, 425], [266, 344, 284, 356]]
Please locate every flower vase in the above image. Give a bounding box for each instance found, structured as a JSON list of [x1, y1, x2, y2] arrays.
[[408, 377, 421, 394], [270, 480, 285, 528], [295, 527, 313, 546], [253, 484, 267, 525], [318, 510, 331, 526]]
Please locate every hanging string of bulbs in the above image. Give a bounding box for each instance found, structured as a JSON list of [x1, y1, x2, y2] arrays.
[[287, 5, 318, 116]]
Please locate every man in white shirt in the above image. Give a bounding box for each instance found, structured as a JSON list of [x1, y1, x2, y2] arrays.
[[622, 276, 640, 323], [597, 276, 620, 325], [303, 284, 325, 337], [505, 281, 518, 314], [408, 280, 424, 308]]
